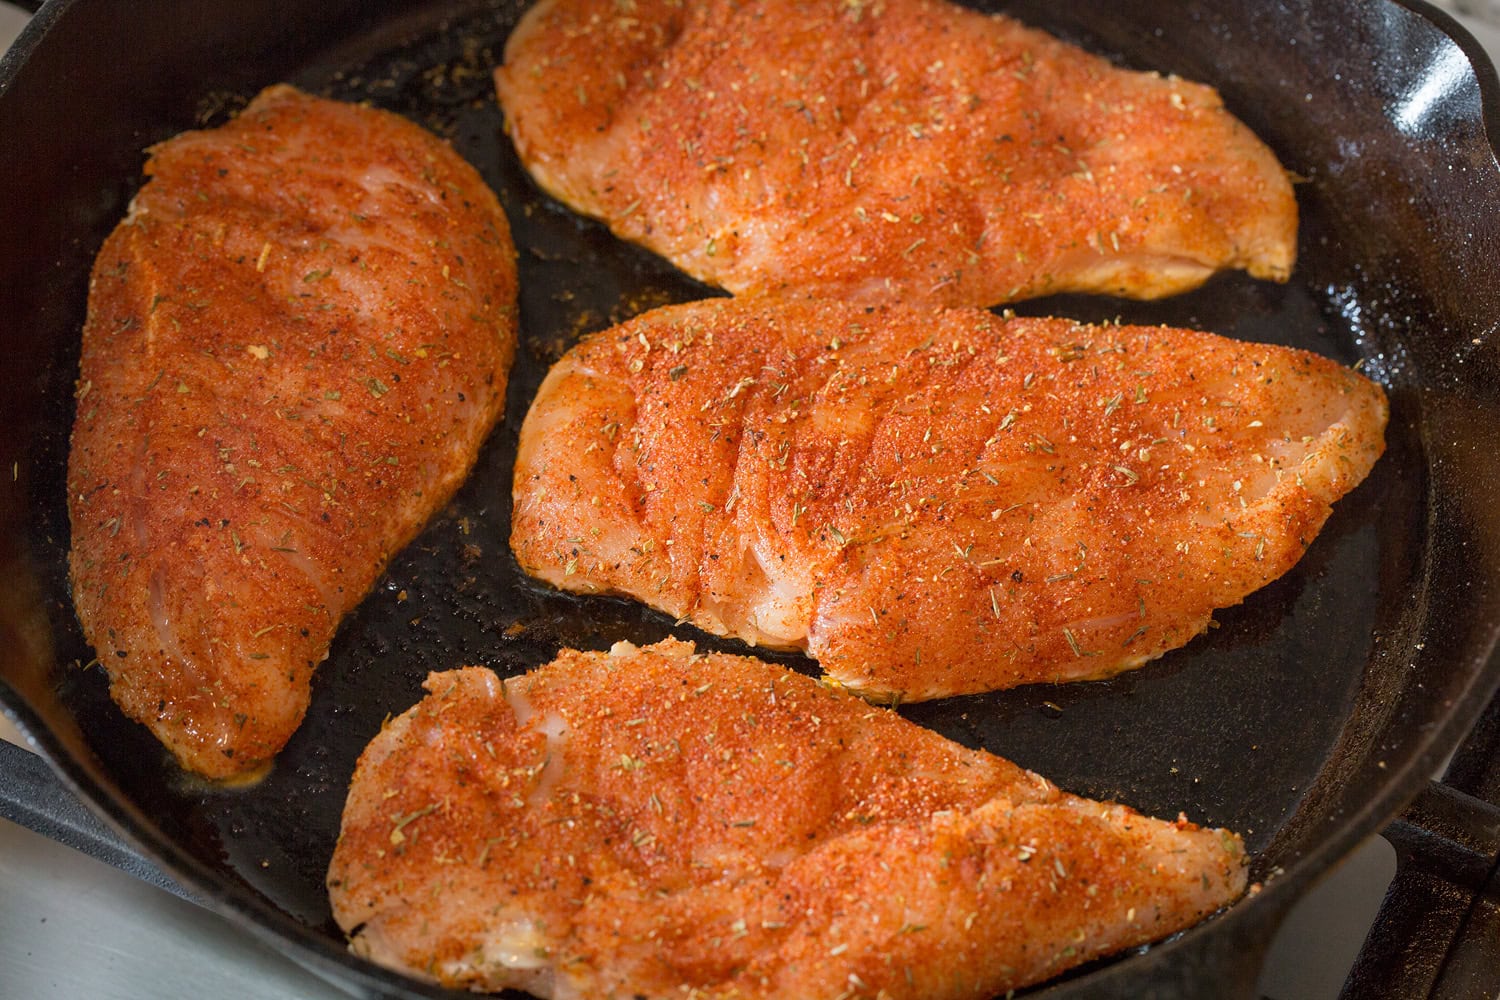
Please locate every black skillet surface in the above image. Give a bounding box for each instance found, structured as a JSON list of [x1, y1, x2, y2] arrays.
[[1, 0, 1499, 997]]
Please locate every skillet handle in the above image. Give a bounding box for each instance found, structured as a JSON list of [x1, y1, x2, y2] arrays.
[[1339, 696, 1500, 1000], [0, 738, 201, 904]]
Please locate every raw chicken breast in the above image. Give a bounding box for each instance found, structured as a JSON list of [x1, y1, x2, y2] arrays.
[[494, 0, 1296, 307], [511, 298, 1386, 701], [327, 638, 1247, 999], [67, 85, 518, 778]]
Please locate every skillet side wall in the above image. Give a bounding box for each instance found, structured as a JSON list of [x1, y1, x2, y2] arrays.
[[1, 1, 1499, 999]]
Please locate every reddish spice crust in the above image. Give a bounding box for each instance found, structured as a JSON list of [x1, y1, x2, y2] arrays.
[[67, 85, 518, 777], [496, 0, 1297, 307], [511, 297, 1387, 700]]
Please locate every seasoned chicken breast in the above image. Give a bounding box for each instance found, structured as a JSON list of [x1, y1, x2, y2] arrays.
[[327, 638, 1247, 999], [67, 85, 518, 778], [511, 298, 1386, 701], [494, 0, 1296, 307]]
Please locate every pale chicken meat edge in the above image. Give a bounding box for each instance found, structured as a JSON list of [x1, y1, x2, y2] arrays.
[[327, 638, 1248, 999], [494, 0, 1298, 308], [67, 85, 519, 778], [510, 297, 1387, 701]]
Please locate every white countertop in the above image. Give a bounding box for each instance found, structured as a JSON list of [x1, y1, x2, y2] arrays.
[[1, 716, 352, 999], [3, 4, 1498, 1000]]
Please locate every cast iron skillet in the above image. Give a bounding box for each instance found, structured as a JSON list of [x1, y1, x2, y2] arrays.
[[2, 1, 1499, 996]]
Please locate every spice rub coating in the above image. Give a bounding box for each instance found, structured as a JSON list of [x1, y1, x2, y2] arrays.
[[511, 297, 1387, 700], [327, 638, 1247, 999], [494, 0, 1297, 307], [67, 85, 518, 778]]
